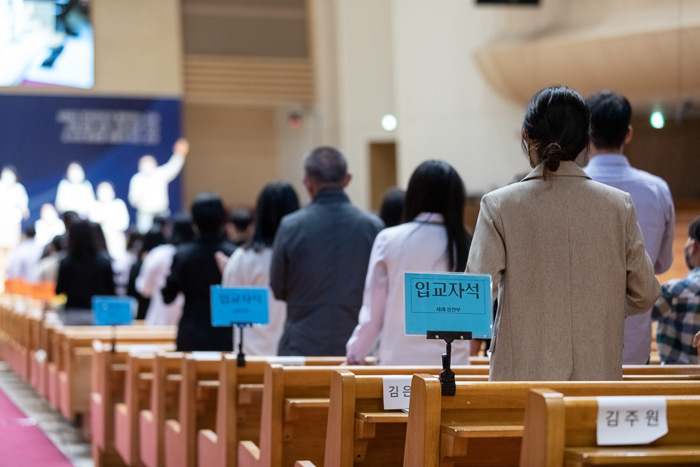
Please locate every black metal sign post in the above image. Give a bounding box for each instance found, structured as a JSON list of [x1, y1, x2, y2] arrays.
[[426, 331, 472, 396], [234, 323, 251, 367]]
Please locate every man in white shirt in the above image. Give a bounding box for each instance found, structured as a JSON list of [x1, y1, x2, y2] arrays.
[[584, 91, 675, 364], [129, 138, 189, 233], [0, 166, 29, 290], [7, 227, 42, 282], [55, 162, 95, 218]]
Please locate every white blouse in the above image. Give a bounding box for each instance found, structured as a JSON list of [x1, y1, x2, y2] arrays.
[[222, 247, 286, 356], [137, 244, 184, 326], [346, 213, 471, 365]]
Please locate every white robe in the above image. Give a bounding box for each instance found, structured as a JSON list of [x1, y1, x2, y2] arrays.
[[0, 181, 28, 248], [55, 179, 95, 217], [89, 198, 130, 260]]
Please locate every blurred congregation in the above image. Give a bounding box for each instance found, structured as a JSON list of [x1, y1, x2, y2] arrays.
[[2, 1, 700, 466]]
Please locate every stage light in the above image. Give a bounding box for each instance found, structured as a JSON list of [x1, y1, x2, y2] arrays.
[[381, 114, 397, 131], [650, 111, 664, 129]]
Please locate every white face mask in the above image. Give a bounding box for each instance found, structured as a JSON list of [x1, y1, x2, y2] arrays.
[[139, 156, 157, 175], [41, 204, 59, 220], [97, 183, 115, 202], [67, 163, 85, 183], [1, 169, 16, 185]]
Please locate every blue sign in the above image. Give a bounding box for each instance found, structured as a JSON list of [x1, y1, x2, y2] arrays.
[[404, 272, 493, 338], [211, 286, 269, 326], [92, 296, 136, 326], [0, 94, 181, 225]]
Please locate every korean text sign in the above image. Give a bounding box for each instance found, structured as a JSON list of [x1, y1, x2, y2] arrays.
[[597, 396, 668, 445], [404, 272, 493, 337], [211, 286, 269, 326], [92, 296, 135, 326]]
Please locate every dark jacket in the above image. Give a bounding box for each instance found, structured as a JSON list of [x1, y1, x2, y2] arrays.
[[162, 234, 236, 351], [56, 254, 115, 310], [270, 188, 384, 356]]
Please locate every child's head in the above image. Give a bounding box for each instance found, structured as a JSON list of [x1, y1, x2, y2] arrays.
[[685, 216, 700, 270]]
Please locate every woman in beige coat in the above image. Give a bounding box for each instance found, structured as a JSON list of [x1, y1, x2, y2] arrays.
[[467, 87, 660, 381]]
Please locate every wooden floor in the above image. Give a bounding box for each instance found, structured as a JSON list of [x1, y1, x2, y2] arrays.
[[656, 204, 700, 284]]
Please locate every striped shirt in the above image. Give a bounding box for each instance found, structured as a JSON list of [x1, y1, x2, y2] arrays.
[[652, 268, 700, 364]]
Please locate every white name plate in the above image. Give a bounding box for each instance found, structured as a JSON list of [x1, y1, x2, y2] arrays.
[[597, 396, 668, 446], [382, 375, 412, 410]]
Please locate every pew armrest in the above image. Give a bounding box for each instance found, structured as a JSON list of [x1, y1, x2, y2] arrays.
[[440, 423, 523, 438], [238, 441, 261, 467], [295, 462, 318, 467], [198, 429, 219, 467], [284, 398, 329, 421], [565, 446, 700, 464]]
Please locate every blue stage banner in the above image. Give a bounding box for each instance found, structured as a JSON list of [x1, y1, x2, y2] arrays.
[[0, 94, 182, 225]]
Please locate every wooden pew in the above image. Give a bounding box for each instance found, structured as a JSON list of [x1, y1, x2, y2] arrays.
[[238, 365, 490, 467], [295, 366, 700, 467], [521, 390, 700, 466], [403, 378, 700, 467], [91, 342, 175, 467], [114, 351, 161, 466], [53, 326, 176, 421], [198, 356, 366, 467], [163, 353, 222, 467], [140, 352, 184, 467]]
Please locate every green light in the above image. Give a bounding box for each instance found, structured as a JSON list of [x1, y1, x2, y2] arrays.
[[650, 111, 664, 129]]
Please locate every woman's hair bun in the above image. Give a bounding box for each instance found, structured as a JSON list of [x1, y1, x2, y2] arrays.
[[542, 142, 563, 172]]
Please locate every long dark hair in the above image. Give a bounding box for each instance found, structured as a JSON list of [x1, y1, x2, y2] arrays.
[[522, 86, 590, 179], [402, 161, 470, 272], [68, 221, 97, 259], [250, 182, 300, 252]]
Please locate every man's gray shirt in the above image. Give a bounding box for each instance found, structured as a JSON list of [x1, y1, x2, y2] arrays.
[[270, 188, 384, 356]]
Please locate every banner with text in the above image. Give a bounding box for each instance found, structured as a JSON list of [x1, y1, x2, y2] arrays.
[[0, 94, 181, 225]]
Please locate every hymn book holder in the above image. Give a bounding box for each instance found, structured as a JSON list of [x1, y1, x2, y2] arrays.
[[235, 323, 251, 367], [426, 331, 472, 396]]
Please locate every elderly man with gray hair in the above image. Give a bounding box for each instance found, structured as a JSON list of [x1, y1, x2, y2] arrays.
[[270, 146, 384, 356]]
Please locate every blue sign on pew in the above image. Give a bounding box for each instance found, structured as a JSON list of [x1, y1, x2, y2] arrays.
[[211, 286, 269, 326], [92, 296, 136, 326], [404, 272, 493, 338]]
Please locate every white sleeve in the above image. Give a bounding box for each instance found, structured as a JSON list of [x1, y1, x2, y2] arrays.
[[136, 250, 160, 297], [156, 154, 185, 183], [346, 232, 389, 364], [114, 200, 130, 232], [55, 180, 68, 213], [16, 184, 28, 212]]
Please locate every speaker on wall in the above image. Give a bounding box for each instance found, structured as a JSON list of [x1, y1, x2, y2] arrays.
[[476, 0, 539, 4]]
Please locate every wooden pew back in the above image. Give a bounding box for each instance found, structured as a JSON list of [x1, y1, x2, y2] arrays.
[[404, 377, 700, 467], [521, 390, 700, 467]]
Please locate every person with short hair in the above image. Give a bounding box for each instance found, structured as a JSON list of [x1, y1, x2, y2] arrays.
[[129, 138, 189, 233], [346, 161, 472, 365], [467, 86, 660, 381], [584, 91, 675, 365], [163, 193, 236, 351], [220, 182, 300, 356], [6, 226, 41, 282], [656, 217, 700, 364], [270, 147, 384, 356], [378, 187, 405, 229], [226, 208, 254, 247]]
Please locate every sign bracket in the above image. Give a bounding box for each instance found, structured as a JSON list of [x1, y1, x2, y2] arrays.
[[426, 331, 472, 396]]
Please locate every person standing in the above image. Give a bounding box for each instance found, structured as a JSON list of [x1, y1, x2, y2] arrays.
[[56, 221, 115, 325], [137, 214, 194, 326], [584, 91, 675, 365], [55, 162, 95, 218], [129, 138, 188, 233], [346, 161, 472, 365], [0, 166, 29, 289], [467, 86, 660, 381], [220, 182, 300, 356], [89, 182, 130, 261], [270, 147, 384, 356], [162, 193, 236, 351], [656, 217, 700, 364]]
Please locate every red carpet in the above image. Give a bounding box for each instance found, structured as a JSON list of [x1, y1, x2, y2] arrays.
[[0, 388, 73, 467]]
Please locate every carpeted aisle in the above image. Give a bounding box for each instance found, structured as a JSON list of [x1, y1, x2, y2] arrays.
[[0, 387, 73, 467]]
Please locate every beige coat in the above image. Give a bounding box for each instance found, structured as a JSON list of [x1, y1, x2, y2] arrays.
[[466, 161, 660, 381]]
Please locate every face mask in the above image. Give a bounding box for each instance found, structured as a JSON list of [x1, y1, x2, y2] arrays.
[[67, 164, 85, 183], [1, 170, 16, 185], [97, 183, 115, 202]]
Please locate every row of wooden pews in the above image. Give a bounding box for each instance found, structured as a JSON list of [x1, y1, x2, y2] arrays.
[[4, 297, 700, 466]]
